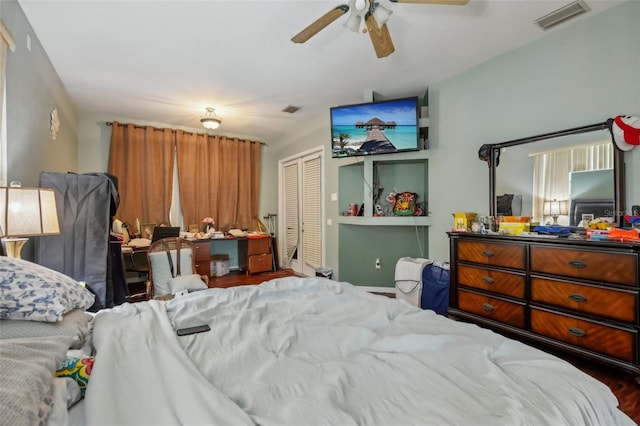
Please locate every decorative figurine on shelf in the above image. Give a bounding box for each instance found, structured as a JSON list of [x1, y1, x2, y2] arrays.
[[393, 192, 417, 216], [384, 188, 397, 216], [202, 217, 215, 233]]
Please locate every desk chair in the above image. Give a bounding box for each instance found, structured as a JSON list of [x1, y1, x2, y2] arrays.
[[145, 237, 209, 299], [124, 250, 149, 277], [110, 240, 147, 303]]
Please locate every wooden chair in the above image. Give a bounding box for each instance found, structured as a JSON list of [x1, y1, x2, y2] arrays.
[[144, 237, 209, 300]]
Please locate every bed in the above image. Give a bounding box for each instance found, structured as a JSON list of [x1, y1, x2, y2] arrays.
[[0, 257, 635, 425]]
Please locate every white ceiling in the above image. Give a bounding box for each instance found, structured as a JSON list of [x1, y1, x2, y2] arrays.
[[18, 0, 625, 144]]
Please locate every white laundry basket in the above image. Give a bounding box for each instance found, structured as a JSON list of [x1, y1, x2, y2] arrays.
[[394, 257, 432, 307]]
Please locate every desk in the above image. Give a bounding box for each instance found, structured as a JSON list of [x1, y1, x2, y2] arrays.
[[193, 236, 274, 276], [121, 236, 275, 279]]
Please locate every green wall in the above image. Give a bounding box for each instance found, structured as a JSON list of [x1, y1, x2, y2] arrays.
[[2, 0, 78, 187], [2, 0, 78, 260], [6, 0, 638, 278], [339, 225, 428, 286], [428, 1, 640, 259]]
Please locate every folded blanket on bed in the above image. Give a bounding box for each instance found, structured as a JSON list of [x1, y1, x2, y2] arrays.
[[0, 336, 72, 426]]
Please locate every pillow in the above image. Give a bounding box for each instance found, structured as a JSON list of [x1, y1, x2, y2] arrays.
[[149, 249, 194, 296], [169, 274, 207, 295], [0, 309, 90, 348], [0, 257, 95, 322], [55, 356, 94, 396]]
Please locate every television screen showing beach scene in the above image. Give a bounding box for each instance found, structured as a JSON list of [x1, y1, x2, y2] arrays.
[[330, 97, 419, 158]]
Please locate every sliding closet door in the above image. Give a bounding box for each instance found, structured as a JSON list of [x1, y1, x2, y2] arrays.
[[281, 149, 323, 276]]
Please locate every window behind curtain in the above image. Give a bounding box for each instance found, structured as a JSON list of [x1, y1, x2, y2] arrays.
[[531, 142, 613, 224]]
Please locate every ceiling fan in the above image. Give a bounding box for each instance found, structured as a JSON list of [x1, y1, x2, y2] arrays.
[[291, 0, 469, 58]]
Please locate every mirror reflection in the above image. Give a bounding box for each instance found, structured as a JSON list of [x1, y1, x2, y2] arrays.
[[494, 128, 614, 227]]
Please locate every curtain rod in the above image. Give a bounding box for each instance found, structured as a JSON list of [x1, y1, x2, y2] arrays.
[[105, 121, 267, 146]]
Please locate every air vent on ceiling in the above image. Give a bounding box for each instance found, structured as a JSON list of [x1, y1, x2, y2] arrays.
[[282, 105, 301, 114], [535, 0, 591, 31]]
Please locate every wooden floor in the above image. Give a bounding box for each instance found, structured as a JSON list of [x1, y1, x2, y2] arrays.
[[209, 269, 639, 423]]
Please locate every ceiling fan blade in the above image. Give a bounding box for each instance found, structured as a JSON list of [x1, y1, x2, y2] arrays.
[[388, 0, 469, 5], [365, 14, 395, 58], [291, 5, 350, 44]]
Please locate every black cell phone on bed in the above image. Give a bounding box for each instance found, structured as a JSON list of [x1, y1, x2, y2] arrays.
[[176, 324, 211, 336]]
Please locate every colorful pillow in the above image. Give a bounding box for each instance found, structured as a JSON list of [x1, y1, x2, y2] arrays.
[[56, 356, 94, 395], [0, 257, 95, 322]]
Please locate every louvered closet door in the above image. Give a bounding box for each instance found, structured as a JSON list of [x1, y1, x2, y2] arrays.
[[302, 155, 322, 271], [283, 162, 299, 266], [281, 150, 323, 277]]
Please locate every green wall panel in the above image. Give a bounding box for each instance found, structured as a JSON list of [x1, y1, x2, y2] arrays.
[[338, 225, 428, 287]]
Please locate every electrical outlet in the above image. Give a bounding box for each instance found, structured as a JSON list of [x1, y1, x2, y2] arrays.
[[375, 258, 381, 269]]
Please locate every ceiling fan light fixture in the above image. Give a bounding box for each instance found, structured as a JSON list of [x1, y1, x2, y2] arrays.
[[200, 107, 222, 130], [344, 12, 362, 32], [372, 3, 393, 28], [354, 0, 368, 11]]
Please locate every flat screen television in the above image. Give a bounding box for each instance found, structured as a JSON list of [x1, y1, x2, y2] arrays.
[[330, 96, 420, 158]]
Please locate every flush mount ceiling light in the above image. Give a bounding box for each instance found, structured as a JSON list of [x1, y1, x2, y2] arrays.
[[201, 107, 222, 130]]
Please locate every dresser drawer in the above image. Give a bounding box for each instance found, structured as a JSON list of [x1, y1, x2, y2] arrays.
[[193, 241, 211, 261], [248, 238, 271, 256], [194, 261, 210, 278], [457, 240, 525, 269], [457, 289, 525, 328], [457, 265, 525, 299], [530, 246, 638, 286], [248, 253, 273, 274], [530, 308, 637, 363], [531, 277, 637, 323]]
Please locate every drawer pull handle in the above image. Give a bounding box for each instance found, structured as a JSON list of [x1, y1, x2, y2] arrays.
[[568, 327, 586, 338], [482, 250, 494, 258], [482, 303, 494, 312], [482, 277, 494, 284], [568, 260, 586, 269], [569, 293, 587, 303]]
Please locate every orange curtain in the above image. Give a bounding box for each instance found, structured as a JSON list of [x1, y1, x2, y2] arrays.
[[177, 133, 262, 231], [107, 122, 175, 229]]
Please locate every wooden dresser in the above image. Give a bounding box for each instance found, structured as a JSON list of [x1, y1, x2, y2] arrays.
[[192, 240, 211, 277], [448, 232, 639, 375], [238, 237, 273, 275]]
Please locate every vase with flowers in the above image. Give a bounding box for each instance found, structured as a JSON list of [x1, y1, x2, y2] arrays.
[[202, 217, 215, 233]]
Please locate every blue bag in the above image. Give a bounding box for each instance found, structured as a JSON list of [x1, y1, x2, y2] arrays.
[[420, 262, 450, 315]]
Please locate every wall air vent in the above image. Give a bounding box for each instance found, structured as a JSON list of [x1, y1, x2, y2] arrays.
[[535, 0, 591, 31], [282, 105, 301, 114]]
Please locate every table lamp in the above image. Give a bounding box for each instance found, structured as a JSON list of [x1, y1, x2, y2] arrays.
[[0, 185, 60, 259], [543, 198, 569, 225]]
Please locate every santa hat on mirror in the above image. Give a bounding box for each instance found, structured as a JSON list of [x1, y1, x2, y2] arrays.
[[609, 115, 640, 151]]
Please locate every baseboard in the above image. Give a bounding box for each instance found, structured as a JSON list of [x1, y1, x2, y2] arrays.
[[357, 286, 395, 294]]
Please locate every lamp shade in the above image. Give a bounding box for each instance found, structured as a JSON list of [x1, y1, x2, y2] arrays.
[[543, 198, 569, 216], [0, 187, 60, 237]]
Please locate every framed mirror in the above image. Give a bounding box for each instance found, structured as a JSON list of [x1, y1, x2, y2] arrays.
[[479, 120, 625, 228]]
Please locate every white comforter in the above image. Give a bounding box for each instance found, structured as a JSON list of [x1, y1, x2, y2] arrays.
[[85, 277, 633, 426]]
